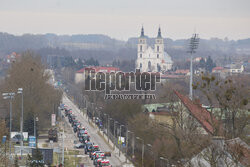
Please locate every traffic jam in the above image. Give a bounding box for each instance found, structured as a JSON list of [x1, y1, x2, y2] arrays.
[[62, 105, 112, 167]]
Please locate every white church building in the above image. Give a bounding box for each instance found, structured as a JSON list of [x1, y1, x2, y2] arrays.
[[136, 27, 173, 73]]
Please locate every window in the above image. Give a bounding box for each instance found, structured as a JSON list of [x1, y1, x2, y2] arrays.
[[140, 63, 142, 68], [157, 63, 161, 72], [148, 61, 151, 71], [157, 54, 159, 58], [140, 45, 142, 52], [157, 46, 159, 52], [140, 54, 142, 58]]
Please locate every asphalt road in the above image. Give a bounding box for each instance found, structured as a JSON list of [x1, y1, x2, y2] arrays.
[[62, 94, 123, 167]]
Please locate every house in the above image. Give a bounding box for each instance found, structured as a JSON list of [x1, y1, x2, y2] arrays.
[[212, 66, 225, 73], [75, 66, 120, 83], [6, 52, 21, 63], [143, 103, 175, 125], [175, 69, 190, 76], [224, 64, 244, 74], [174, 90, 223, 135], [187, 137, 250, 167]]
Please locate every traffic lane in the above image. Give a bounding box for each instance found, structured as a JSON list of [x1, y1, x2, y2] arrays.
[[62, 95, 122, 167], [60, 108, 95, 167]]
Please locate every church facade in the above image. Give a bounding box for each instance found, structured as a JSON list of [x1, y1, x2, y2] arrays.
[[136, 27, 173, 73]]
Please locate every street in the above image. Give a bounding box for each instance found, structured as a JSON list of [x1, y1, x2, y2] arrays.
[[62, 94, 124, 167]]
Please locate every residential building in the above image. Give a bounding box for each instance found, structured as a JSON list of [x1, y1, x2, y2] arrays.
[[75, 66, 120, 83]]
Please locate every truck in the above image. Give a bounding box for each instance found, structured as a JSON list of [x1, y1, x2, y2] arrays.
[[48, 128, 58, 142]]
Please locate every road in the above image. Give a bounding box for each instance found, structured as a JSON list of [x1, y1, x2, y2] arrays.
[[62, 94, 123, 167]]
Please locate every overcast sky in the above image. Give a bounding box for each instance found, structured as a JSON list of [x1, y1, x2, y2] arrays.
[[0, 0, 249, 40]]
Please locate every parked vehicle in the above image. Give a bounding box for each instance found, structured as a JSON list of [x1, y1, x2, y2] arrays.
[[84, 142, 93, 154], [89, 145, 101, 159], [74, 143, 85, 149], [48, 128, 58, 142]]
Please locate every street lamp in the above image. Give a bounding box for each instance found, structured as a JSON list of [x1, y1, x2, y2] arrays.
[[108, 117, 113, 143], [17, 88, 24, 159], [188, 33, 199, 100], [2, 92, 15, 159], [119, 124, 124, 156], [114, 121, 118, 145], [127, 130, 135, 159], [136, 136, 144, 167]]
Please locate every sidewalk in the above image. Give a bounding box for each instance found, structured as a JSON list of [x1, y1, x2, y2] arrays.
[[87, 116, 134, 167]]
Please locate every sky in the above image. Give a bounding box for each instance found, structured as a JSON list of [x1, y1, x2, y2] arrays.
[[0, 0, 249, 40]]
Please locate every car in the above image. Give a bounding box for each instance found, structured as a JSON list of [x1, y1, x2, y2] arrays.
[[11, 133, 23, 144], [93, 152, 105, 163], [74, 143, 85, 149], [99, 159, 112, 167], [84, 142, 93, 154], [89, 145, 100, 159], [94, 157, 105, 166]]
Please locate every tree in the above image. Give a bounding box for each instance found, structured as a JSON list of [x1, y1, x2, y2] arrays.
[[85, 57, 99, 66], [199, 58, 206, 69], [27, 148, 44, 167], [75, 58, 84, 70], [205, 56, 216, 72], [193, 74, 249, 139], [1, 51, 62, 134], [14, 155, 19, 167]]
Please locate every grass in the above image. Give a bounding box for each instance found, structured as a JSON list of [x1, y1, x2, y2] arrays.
[[52, 150, 81, 166]]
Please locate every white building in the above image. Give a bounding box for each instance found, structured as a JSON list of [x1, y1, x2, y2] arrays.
[[136, 27, 173, 73]]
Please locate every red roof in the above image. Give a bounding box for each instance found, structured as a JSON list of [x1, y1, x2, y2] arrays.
[[212, 66, 224, 72], [174, 90, 223, 135], [175, 69, 190, 74], [76, 66, 120, 73]]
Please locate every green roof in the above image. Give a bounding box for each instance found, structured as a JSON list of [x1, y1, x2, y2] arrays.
[[143, 103, 180, 112]]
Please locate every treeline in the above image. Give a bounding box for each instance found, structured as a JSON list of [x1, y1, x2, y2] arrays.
[[0, 51, 62, 135]]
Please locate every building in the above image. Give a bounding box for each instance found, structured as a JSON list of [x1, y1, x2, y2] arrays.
[[75, 66, 120, 83], [225, 64, 244, 74], [187, 137, 250, 167], [136, 27, 173, 73], [6, 52, 21, 63]]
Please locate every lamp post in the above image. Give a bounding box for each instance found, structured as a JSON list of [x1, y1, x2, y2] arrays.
[[119, 124, 124, 156], [108, 117, 113, 143], [188, 33, 199, 100], [113, 121, 118, 149], [62, 122, 65, 165], [104, 113, 110, 142], [136, 136, 144, 167], [127, 130, 135, 159], [17, 88, 24, 159], [2, 92, 15, 160]]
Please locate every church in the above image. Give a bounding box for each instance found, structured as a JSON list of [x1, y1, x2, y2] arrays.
[[136, 27, 173, 73]]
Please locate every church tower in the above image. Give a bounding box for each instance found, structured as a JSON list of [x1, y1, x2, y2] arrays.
[[137, 26, 147, 70], [154, 27, 164, 60]]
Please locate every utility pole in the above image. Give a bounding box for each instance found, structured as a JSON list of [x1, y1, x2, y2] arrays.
[[119, 125, 124, 157], [2, 92, 15, 160], [188, 33, 199, 100], [125, 129, 128, 163], [17, 88, 24, 159], [113, 121, 118, 150], [62, 122, 64, 165], [136, 137, 144, 167]]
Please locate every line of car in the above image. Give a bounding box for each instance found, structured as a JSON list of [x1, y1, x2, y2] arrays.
[[62, 105, 112, 167]]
